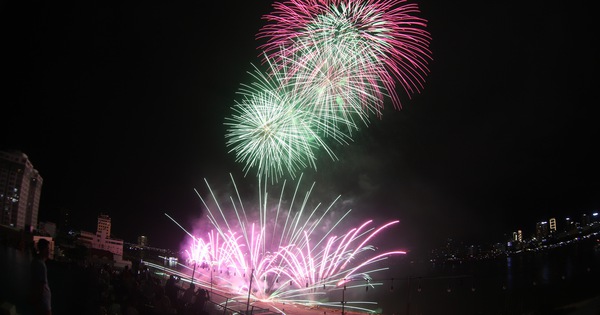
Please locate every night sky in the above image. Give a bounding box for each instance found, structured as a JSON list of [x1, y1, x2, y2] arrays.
[[2, 1, 598, 253]]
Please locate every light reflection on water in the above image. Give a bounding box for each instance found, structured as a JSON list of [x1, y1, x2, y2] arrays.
[[377, 240, 600, 314]]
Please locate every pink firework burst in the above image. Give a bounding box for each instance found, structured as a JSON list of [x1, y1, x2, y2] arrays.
[[258, 0, 433, 112], [170, 174, 406, 312]]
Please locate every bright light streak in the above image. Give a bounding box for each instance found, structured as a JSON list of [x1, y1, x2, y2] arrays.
[[168, 174, 406, 312]]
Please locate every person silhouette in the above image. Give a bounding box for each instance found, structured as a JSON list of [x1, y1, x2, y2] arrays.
[[182, 283, 196, 308], [192, 288, 209, 315], [164, 274, 179, 309], [30, 238, 51, 315]]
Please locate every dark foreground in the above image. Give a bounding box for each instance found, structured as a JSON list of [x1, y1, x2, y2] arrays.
[[2, 242, 600, 315]]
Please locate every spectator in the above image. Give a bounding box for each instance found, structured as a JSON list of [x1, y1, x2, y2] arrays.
[[191, 288, 209, 315], [30, 238, 52, 315], [181, 283, 196, 308], [152, 286, 176, 315], [165, 274, 180, 309]]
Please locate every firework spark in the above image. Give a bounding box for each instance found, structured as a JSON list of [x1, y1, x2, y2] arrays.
[[170, 174, 405, 312], [258, 0, 433, 111]]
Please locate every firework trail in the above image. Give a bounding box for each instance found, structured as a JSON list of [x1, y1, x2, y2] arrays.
[[169, 174, 405, 312], [258, 0, 432, 113]]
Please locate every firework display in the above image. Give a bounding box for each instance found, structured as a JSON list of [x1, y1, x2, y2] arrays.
[[176, 174, 405, 312], [258, 0, 433, 111], [224, 59, 347, 183], [186, 0, 431, 312], [283, 41, 386, 137], [225, 0, 431, 180]]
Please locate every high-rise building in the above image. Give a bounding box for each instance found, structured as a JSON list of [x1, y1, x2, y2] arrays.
[[57, 207, 73, 233], [0, 150, 43, 231], [516, 230, 523, 242], [535, 221, 549, 239], [549, 218, 557, 233]]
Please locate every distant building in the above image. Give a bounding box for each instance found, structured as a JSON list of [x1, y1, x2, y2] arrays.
[[78, 214, 124, 258], [138, 235, 148, 247], [535, 221, 549, 240], [512, 229, 523, 242], [564, 217, 577, 233], [97, 214, 111, 238], [581, 213, 590, 226], [0, 150, 43, 231], [57, 207, 73, 233], [39, 221, 56, 238], [549, 218, 557, 233]]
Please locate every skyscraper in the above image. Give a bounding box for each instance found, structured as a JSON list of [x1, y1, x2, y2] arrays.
[[535, 221, 550, 240], [0, 150, 43, 231], [549, 217, 557, 233]]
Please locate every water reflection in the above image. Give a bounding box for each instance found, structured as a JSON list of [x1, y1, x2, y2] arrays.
[[379, 239, 600, 314]]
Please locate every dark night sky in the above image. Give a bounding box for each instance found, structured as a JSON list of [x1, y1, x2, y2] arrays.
[[1, 1, 598, 253]]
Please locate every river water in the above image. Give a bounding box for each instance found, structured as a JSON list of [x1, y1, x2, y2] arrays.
[[373, 237, 600, 314]]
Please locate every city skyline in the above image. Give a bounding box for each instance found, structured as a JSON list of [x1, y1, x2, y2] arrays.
[[39, 200, 600, 253], [1, 0, 599, 252]]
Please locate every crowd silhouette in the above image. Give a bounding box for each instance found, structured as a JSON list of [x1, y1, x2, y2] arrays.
[[84, 262, 211, 315]]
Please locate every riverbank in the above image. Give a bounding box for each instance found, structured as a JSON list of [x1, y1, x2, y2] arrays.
[[3, 241, 600, 315]]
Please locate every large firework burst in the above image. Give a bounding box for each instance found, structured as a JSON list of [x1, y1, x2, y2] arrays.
[[224, 58, 349, 183], [258, 0, 432, 112], [282, 39, 387, 138]]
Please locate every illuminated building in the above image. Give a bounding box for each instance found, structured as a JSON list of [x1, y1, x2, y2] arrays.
[[78, 214, 124, 258], [549, 218, 557, 233], [512, 229, 523, 242], [0, 150, 43, 231]]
